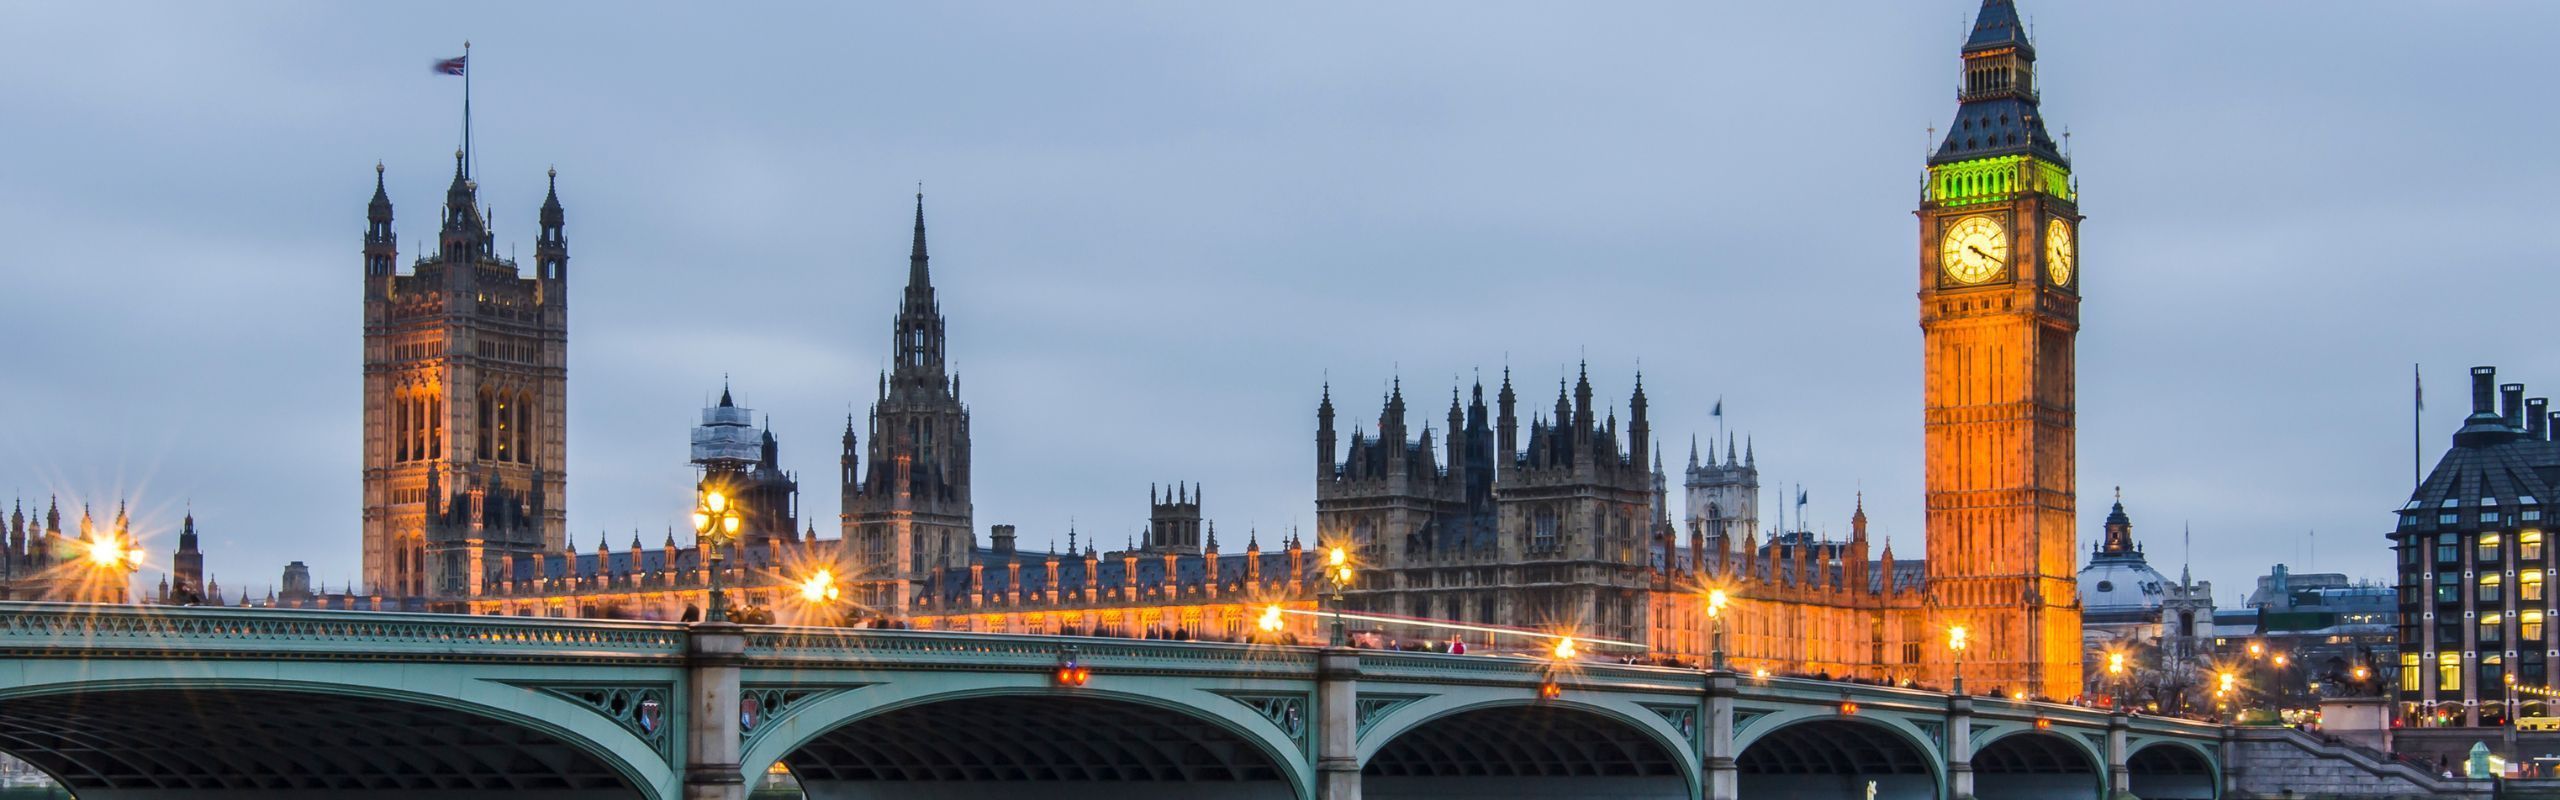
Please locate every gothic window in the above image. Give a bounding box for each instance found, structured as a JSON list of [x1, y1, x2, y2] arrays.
[[394, 394, 411, 462], [1531, 506, 1558, 553], [477, 390, 495, 459], [515, 395, 532, 464], [429, 396, 442, 459]]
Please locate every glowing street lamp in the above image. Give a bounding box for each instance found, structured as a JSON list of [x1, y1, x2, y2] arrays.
[[1259, 603, 1285, 635], [798, 569, 841, 604], [1949, 625, 1969, 694], [1553, 636, 1579, 661], [84, 531, 142, 603], [693, 486, 745, 622], [1325, 545, 1352, 646], [1706, 588, 1731, 671]]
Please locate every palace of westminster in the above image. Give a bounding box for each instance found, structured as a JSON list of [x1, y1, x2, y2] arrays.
[[5, 1, 2134, 699]]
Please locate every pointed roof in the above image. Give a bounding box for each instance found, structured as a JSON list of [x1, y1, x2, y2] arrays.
[[369, 162, 393, 217], [540, 167, 564, 226], [1964, 0, 2031, 54], [1932, 0, 2065, 166], [908, 191, 931, 291]]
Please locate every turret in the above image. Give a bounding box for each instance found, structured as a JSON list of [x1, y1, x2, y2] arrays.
[[437, 150, 489, 261], [1496, 368, 1518, 461], [364, 163, 396, 294], [174, 511, 204, 599], [1572, 363, 1595, 444], [536, 167, 568, 289], [1628, 373, 1649, 468], [1317, 384, 1337, 479]]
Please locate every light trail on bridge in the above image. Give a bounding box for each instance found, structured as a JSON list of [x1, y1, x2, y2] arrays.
[[1274, 607, 1649, 651]]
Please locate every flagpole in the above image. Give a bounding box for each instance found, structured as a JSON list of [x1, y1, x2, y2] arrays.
[[462, 40, 472, 178], [2414, 363, 2423, 490]]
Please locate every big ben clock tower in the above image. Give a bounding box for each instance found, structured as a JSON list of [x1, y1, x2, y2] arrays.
[[1920, 0, 2082, 697]]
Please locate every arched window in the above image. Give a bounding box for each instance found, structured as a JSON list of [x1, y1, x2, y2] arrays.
[[394, 393, 412, 462], [1531, 506, 1558, 553], [477, 390, 495, 459], [514, 393, 532, 463]]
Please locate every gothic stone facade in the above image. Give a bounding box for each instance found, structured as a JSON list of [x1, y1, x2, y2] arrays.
[[362, 153, 569, 600]]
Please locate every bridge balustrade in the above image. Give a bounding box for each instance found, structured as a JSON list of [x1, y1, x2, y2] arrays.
[[0, 603, 2227, 800]]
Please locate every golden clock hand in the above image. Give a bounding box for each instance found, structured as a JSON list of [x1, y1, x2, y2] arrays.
[[1969, 245, 2005, 265]]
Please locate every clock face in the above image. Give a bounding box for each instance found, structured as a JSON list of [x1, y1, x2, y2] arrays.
[[2045, 219, 2076, 286], [1938, 215, 2008, 285]]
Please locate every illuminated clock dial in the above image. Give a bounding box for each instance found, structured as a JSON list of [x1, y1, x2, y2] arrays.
[[2045, 219, 2076, 286], [1939, 215, 2008, 285]]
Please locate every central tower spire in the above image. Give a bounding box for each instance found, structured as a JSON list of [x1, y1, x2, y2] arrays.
[[894, 191, 945, 379]]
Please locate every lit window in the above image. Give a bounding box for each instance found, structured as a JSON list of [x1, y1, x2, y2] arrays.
[[2526, 531, 2545, 561], [2526, 571, 2546, 602], [2443, 652, 2465, 692], [2482, 574, 2506, 603], [2487, 512, 2506, 523], [2482, 534, 2504, 562], [2484, 614, 2505, 643], [2402, 653, 2422, 691], [2445, 514, 2463, 524], [2526, 611, 2546, 641]]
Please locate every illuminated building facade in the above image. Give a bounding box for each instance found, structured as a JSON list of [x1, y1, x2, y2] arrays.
[[2393, 366, 2560, 728], [1915, 0, 2085, 697], [361, 148, 570, 599]]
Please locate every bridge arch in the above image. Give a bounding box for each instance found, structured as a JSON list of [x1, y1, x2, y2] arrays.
[[0, 675, 666, 799], [1733, 712, 1943, 800], [1357, 696, 1695, 800], [2125, 739, 2221, 800], [1970, 728, 2103, 800], [739, 682, 1308, 800]]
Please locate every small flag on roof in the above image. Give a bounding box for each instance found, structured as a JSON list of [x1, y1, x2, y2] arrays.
[[434, 55, 467, 76]]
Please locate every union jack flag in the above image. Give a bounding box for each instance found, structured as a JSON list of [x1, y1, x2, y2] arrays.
[[433, 55, 467, 76]]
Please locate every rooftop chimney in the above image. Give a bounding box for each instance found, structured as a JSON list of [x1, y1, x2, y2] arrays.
[[2474, 367, 2499, 416], [2505, 384, 2528, 429], [2532, 398, 2551, 441]]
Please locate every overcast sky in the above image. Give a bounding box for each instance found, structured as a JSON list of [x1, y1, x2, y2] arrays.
[[2, 2, 2555, 605]]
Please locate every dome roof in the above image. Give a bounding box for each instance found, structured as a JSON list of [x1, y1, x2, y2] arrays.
[[2079, 554, 2170, 614]]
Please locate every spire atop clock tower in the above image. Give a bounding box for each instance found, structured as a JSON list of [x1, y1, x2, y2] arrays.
[[1934, 0, 2064, 167]]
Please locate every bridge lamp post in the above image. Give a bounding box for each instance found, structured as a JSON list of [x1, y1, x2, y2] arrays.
[[2216, 669, 2238, 725], [693, 487, 744, 623], [1948, 625, 1968, 695], [1326, 545, 1352, 647], [2106, 650, 2127, 708], [1706, 588, 1730, 672]]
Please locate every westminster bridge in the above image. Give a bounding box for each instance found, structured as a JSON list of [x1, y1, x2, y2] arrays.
[[0, 603, 2237, 800]]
